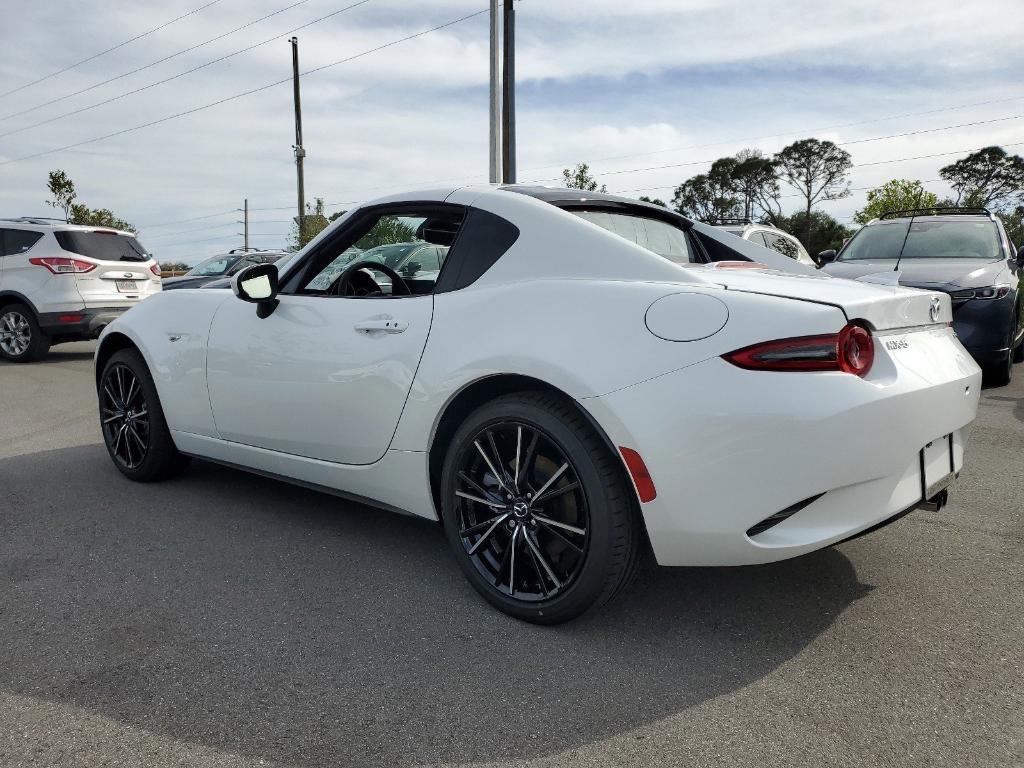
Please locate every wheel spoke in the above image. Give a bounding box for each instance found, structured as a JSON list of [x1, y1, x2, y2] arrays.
[[532, 513, 586, 537], [536, 518, 584, 553], [460, 512, 509, 538], [518, 431, 539, 489], [467, 513, 511, 555], [457, 470, 493, 500], [103, 383, 119, 408], [507, 525, 521, 595], [532, 481, 578, 505], [523, 534, 548, 597], [102, 414, 121, 425], [455, 490, 505, 510], [524, 531, 562, 590], [473, 439, 513, 495], [127, 424, 146, 454], [513, 426, 522, 492], [124, 375, 138, 407], [532, 462, 569, 503]]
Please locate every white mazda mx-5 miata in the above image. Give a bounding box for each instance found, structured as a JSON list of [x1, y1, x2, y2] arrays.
[[94, 185, 982, 623]]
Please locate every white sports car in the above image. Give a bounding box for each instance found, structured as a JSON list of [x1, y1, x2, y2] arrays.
[[94, 185, 982, 623]]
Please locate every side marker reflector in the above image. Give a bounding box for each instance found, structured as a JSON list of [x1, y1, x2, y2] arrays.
[[618, 446, 657, 503]]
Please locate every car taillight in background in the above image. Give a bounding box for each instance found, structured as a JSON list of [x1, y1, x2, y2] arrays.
[[723, 322, 875, 377], [150, 263, 161, 277], [29, 257, 96, 274]]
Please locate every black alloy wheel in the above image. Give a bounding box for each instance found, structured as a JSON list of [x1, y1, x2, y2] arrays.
[[453, 421, 590, 602], [100, 362, 151, 470], [98, 349, 190, 482], [442, 391, 643, 624]]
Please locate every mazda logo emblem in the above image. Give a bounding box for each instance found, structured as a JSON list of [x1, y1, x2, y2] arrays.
[[929, 297, 941, 322]]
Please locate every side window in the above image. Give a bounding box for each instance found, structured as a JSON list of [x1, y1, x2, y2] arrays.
[[227, 256, 259, 275], [764, 233, 799, 259], [748, 231, 770, 247], [294, 207, 465, 297], [0, 228, 44, 257]]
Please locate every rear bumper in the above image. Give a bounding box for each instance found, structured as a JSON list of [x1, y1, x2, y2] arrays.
[[38, 307, 126, 338], [581, 327, 982, 566]]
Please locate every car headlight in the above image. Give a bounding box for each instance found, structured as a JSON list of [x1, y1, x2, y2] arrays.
[[950, 286, 1011, 300]]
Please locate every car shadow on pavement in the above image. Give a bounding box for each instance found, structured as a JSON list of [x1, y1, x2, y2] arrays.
[[0, 445, 872, 767]]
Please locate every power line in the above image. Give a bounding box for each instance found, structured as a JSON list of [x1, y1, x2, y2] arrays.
[[0, 0, 225, 99], [0, 0, 370, 130], [154, 232, 288, 249], [136, 209, 237, 229], [0, 6, 490, 167]]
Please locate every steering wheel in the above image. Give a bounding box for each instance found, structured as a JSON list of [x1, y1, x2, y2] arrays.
[[331, 260, 412, 297]]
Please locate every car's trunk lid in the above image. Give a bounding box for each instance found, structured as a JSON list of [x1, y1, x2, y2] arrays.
[[701, 267, 951, 330]]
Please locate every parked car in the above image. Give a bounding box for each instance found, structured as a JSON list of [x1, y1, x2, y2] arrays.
[[162, 249, 290, 290], [94, 185, 980, 624], [714, 218, 816, 267], [0, 217, 160, 362], [819, 208, 1024, 385]]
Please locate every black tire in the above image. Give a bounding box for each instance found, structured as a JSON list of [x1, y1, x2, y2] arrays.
[[99, 349, 190, 482], [0, 303, 51, 362], [440, 391, 643, 624], [984, 319, 1016, 387]]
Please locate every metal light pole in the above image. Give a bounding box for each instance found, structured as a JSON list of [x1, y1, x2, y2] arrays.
[[489, 0, 501, 184], [501, 0, 516, 183], [291, 37, 306, 230], [243, 198, 249, 250]]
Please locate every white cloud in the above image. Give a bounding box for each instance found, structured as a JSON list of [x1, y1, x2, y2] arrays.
[[0, 0, 1021, 261]]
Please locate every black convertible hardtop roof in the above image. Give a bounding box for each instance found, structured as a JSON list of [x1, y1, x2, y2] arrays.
[[501, 185, 695, 226]]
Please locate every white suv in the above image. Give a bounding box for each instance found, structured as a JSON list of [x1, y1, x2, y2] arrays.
[[714, 219, 817, 267], [0, 218, 160, 362]]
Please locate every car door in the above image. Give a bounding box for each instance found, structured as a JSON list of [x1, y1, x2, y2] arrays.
[[205, 204, 464, 466]]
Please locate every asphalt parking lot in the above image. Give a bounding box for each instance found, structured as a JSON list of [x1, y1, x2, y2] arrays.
[[1, 341, 1022, 767]]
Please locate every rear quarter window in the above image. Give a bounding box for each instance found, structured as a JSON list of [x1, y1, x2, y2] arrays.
[[55, 231, 150, 262], [1, 228, 44, 257]]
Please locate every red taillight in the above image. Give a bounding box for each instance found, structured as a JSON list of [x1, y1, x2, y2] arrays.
[[837, 323, 874, 376], [29, 256, 96, 274], [723, 322, 874, 377], [618, 447, 657, 503], [150, 263, 161, 277]]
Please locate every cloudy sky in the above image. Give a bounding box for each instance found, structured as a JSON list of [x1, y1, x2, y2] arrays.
[[1, 0, 1021, 263]]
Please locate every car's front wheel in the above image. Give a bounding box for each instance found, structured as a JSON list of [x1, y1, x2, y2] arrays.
[[0, 304, 50, 362], [441, 391, 643, 624], [99, 349, 190, 481]]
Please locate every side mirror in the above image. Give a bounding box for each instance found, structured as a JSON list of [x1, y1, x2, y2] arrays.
[[231, 263, 279, 318], [816, 249, 837, 266]]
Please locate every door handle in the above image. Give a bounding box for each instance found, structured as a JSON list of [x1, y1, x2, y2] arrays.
[[354, 317, 407, 334]]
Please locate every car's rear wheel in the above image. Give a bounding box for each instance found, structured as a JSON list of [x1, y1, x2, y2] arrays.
[[0, 304, 50, 362], [99, 349, 190, 481], [441, 391, 643, 624]]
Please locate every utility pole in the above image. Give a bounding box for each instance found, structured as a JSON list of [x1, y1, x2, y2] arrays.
[[243, 198, 249, 250], [291, 37, 306, 233], [501, 0, 516, 183], [489, 0, 501, 184]]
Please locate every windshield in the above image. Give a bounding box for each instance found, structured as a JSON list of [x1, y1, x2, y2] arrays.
[[54, 231, 150, 262], [573, 210, 695, 263], [839, 219, 1002, 261], [186, 255, 239, 277]]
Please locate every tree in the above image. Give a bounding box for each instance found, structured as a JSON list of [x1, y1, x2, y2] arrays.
[[1000, 205, 1024, 250], [671, 158, 741, 222], [354, 216, 416, 250], [778, 210, 853, 254], [775, 139, 852, 248], [69, 203, 135, 232], [854, 179, 940, 224], [939, 146, 1024, 208], [562, 163, 606, 193], [45, 170, 77, 222], [730, 149, 782, 224], [290, 197, 330, 250], [638, 195, 667, 207]]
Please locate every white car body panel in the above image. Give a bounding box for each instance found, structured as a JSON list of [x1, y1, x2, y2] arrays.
[[97, 185, 982, 565]]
